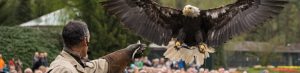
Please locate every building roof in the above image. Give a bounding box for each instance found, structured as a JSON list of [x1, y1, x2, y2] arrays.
[[19, 8, 71, 27]]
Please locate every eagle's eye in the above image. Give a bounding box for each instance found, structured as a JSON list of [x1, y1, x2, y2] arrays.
[[188, 7, 192, 9]]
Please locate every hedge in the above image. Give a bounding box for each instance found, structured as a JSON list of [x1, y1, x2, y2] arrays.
[[0, 26, 62, 69]]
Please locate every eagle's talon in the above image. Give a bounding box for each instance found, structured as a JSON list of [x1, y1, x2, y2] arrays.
[[174, 41, 182, 50], [175, 41, 181, 46], [198, 43, 207, 53]]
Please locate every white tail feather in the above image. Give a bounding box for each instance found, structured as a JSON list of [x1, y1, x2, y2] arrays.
[[180, 48, 194, 64], [163, 40, 215, 66]]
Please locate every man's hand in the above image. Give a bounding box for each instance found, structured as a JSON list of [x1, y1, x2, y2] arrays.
[[101, 41, 146, 73], [125, 43, 146, 59]]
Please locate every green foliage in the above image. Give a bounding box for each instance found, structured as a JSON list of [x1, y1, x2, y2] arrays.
[[0, 0, 65, 26], [245, 2, 300, 43], [0, 26, 62, 68], [63, 0, 145, 59]]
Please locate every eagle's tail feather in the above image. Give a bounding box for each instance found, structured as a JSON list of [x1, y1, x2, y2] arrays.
[[163, 40, 215, 66], [180, 48, 194, 64], [195, 52, 205, 66], [164, 47, 180, 61], [164, 46, 205, 66], [164, 40, 181, 61]]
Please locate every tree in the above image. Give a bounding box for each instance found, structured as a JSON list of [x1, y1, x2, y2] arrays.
[[0, 26, 62, 68], [0, 0, 65, 26], [63, 0, 144, 59], [224, 0, 300, 67]]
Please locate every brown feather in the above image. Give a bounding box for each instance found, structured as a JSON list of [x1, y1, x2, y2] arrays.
[[204, 0, 288, 47], [101, 0, 183, 45]]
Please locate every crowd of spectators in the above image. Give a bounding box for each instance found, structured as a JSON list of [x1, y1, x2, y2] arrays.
[[1, 53, 272, 73], [0, 52, 48, 73], [125, 57, 244, 73]]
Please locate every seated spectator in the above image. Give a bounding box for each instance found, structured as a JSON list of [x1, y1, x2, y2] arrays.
[[10, 70, 17, 73], [32, 52, 48, 71], [34, 70, 43, 73], [32, 56, 42, 71], [204, 69, 210, 73], [9, 65, 16, 72], [224, 71, 230, 73], [199, 68, 205, 73], [1, 64, 9, 73], [134, 58, 143, 70], [33, 52, 39, 64], [24, 68, 33, 73], [170, 61, 179, 70], [187, 67, 197, 73], [15, 58, 23, 73], [142, 57, 152, 66], [218, 67, 225, 73], [210, 70, 219, 73], [40, 52, 48, 67], [9, 58, 15, 68], [152, 58, 159, 67], [159, 58, 165, 66], [180, 68, 186, 73], [178, 59, 186, 69], [38, 66, 47, 73]]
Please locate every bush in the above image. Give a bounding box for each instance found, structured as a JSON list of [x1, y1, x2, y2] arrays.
[[0, 26, 62, 69]]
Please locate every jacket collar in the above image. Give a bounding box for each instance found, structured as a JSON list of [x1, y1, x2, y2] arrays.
[[60, 50, 86, 73]]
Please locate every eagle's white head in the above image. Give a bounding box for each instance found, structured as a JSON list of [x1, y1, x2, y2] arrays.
[[183, 5, 200, 17]]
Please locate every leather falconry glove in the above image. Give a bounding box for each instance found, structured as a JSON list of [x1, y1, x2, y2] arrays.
[[102, 42, 146, 73]]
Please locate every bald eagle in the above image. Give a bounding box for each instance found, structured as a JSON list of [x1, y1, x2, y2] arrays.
[[101, 0, 288, 66]]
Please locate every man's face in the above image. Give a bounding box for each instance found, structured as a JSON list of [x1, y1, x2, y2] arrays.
[[81, 31, 90, 58]]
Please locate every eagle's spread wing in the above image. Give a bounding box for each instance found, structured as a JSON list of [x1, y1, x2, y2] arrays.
[[101, 0, 184, 45], [203, 0, 288, 47]]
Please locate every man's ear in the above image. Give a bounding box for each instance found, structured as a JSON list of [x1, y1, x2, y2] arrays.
[[81, 37, 88, 46]]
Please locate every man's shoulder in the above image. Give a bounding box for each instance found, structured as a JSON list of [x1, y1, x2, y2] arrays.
[[47, 65, 73, 73], [47, 56, 77, 72], [50, 58, 73, 66]]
